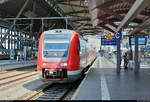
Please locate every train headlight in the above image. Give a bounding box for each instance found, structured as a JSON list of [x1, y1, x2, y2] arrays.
[[43, 63, 49, 66], [60, 63, 67, 67]]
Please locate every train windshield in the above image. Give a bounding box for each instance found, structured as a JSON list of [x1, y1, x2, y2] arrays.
[[43, 42, 69, 58]]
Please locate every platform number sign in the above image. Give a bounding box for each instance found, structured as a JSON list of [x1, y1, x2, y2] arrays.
[[114, 32, 122, 40]]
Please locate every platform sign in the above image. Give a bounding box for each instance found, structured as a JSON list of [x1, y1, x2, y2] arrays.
[[114, 32, 122, 40], [140, 46, 150, 51], [101, 38, 117, 45], [130, 37, 147, 45]]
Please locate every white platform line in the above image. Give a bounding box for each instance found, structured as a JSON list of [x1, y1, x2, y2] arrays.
[[99, 57, 111, 100]]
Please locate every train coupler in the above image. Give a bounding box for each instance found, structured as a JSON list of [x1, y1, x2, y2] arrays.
[[42, 68, 67, 80]]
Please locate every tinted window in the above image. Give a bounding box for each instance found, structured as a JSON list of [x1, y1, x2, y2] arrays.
[[44, 34, 71, 40], [43, 51, 68, 58]]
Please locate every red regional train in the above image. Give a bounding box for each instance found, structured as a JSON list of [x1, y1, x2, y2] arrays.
[[37, 29, 96, 83]]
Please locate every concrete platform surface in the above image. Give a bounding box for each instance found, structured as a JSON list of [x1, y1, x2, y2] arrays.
[[0, 59, 37, 71], [0, 59, 36, 65], [72, 56, 150, 100]]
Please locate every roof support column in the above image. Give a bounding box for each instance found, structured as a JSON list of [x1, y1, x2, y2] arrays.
[[65, 18, 68, 29], [116, 38, 121, 73], [0, 0, 29, 48], [8, 28, 10, 49], [17, 32, 19, 49], [10, 29, 12, 49], [129, 37, 133, 60], [13, 26, 16, 49], [41, 19, 44, 33], [134, 34, 140, 73], [30, 0, 36, 51], [19, 33, 21, 50]]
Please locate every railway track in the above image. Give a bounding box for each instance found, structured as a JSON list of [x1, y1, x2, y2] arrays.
[[24, 58, 97, 100], [36, 83, 73, 100], [22, 73, 86, 100], [0, 67, 37, 87], [0, 73, 37, 87], [0, 70, 18, 75], [0, 66, 80, 100], [25, 83, 80, 100], [0, 67, 40, 100], [0, 57, 96, 100], [0, 66, 36, 75], [0, 71, 35, 81]]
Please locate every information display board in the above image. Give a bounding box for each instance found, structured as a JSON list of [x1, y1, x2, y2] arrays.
[[130, 37, 147, 45]]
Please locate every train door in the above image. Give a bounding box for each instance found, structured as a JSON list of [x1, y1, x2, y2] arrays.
[[85, 44, 88, 66], [80, 40, 87, 68]]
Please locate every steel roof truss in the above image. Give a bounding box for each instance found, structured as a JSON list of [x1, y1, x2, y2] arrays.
[[58, 2, 88, 8], [129, 17, 150, 36], [0, 0, 30, 48], [116, 0, 150, 32], [65, 10, 89, 15]]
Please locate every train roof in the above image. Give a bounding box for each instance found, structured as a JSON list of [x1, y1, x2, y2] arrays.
[[42, 29, 87, 41], [44, 29, 78, 35]]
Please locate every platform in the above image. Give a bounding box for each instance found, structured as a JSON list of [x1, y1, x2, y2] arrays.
[[71, 56, 150, 100], [0, 59, 37, 71]]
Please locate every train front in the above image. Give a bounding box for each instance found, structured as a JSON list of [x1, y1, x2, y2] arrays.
[[37, 30, 75, 83]]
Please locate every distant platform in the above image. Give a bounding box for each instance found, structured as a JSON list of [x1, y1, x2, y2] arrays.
[[0, 59, 37, 71], [0, 60, 20, 65]]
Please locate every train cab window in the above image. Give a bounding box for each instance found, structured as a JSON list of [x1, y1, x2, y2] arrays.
[[43, 42, 69, 58]]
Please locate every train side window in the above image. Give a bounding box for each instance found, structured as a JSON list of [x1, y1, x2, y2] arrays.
[[77, 40, 80, 55]]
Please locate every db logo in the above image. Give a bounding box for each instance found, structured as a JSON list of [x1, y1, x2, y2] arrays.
[[51, 63, 57, 68]]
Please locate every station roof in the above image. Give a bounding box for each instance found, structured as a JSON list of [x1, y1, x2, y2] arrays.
[[87, 0, 150, 36], [0, 0, 70, 37], [55, 0, 103, 36], [0, 0, 150, 37], [49, 0, 150, 37]]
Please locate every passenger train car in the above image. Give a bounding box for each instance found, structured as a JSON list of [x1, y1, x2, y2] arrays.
[[37, 29, 96, 83]]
